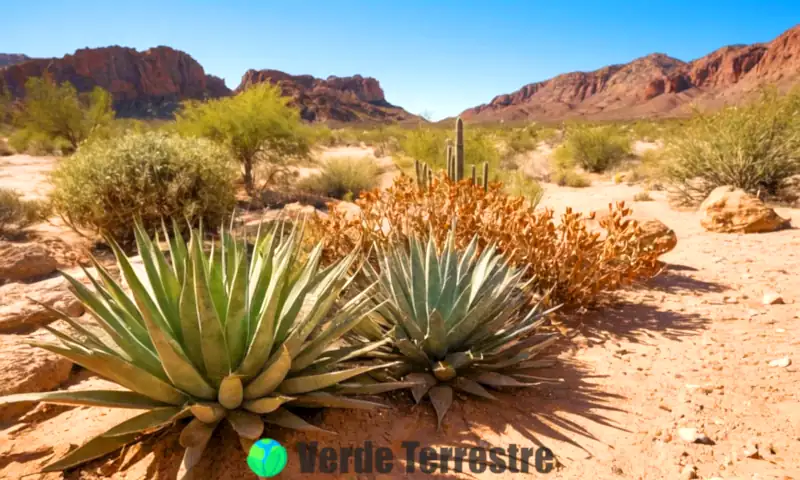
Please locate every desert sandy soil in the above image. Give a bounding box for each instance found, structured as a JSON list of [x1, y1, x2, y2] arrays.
[[0, 151, 798, 480]]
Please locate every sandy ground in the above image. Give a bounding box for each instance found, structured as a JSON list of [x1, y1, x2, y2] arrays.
[[1, 150, 799, 479]]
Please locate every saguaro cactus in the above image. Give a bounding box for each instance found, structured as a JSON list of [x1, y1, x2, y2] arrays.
[[454, 118, 464, 181]]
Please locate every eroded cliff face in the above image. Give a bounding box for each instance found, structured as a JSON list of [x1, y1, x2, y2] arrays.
[[461, 24, 800, 122], [236, 69, 418, 123], [0, 46, 231, 117]]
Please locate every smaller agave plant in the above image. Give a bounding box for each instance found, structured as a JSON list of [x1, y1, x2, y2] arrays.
[[0, 220, 413, 478], [352, 230, 562, 428]]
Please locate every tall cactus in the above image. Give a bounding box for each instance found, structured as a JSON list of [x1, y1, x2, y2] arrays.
[[454, 118, 464, 181], [412, 117, 490, 191]]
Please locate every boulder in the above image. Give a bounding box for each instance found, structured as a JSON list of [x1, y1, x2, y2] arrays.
[[0, 276, 84, 333], [0, 241, 58, 283], [0, 327, 73, 421], [699, 186, 791, 233], [637, 219, 678, 255]]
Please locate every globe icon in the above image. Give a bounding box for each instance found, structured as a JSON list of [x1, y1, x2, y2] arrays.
[[247, 438, 287, 478]]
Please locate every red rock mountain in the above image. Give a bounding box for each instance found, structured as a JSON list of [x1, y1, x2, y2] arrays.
[[461, 24, 800, 122], [235, 69, 419, 123], [0, 46, 231, 117], [0, 54, 31, 68]]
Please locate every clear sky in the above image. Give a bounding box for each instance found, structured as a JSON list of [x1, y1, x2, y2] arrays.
[[2, 1, 798, 120]]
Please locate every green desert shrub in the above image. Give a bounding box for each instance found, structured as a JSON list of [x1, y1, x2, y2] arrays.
[[0, 188, 48, 234], [176, 83, 311, 192], [296, 156, 380, 200], [14, 77, 114, 152], [50, 132, 237, 241], [7, 128, 68, 155], [0, 220, 409, 476], [398, 126, 501, 174], [498, 169, 544, 205], [550, 146, 591, 187], [561, 124, 630, 173], [665, 89, 800, 204]]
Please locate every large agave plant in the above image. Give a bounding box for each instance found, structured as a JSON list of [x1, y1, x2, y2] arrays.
[[0, 220, 411, 477], [352, 230, 561, 428]]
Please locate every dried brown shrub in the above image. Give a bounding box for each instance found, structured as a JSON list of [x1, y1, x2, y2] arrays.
[[309, 174, 664, 307]]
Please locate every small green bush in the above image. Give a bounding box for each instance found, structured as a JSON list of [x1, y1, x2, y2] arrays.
[[51, 132, 237, 241], [498, 170, 544, 205], [7, 128, 71, 155], [0, 188, 47, 234], [665, 89, 800, 204], [633, 191, 653, 201], [552, 168, 591, 188], [296, 156, 380, 200], [561, 124, 630, 173]]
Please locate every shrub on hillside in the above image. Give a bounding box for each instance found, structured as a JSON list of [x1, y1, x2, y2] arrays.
[[296, 156, 380, 200], [561, 124, 630, 173], [551, 146, 591, 187], [51, 132, 237, 241], [0, 188, 47, 235], [176, 83, 310, 192], [665, 89, 800, 204], [14, 78, 114, 152], [309, 175, 663, 307]]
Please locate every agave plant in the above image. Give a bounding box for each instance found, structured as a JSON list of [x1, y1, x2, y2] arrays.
[[0, 220, 412, 477], [352, 230, 562, 428]]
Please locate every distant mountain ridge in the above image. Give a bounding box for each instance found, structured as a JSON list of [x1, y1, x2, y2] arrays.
[[460, 24, 800, 122], [236, 69, 419, 123], [0, 48, 418, 122]]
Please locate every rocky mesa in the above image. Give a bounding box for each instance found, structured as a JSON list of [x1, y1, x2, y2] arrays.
[[461, 24, 800, 122], [0, 46, 231, 118], [235, 69, 420, 123]]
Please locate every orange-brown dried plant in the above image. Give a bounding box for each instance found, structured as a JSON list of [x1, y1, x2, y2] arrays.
[[309, 174, 665, 307]]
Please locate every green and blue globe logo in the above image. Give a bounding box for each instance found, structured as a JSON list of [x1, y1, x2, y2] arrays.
[[247, 439, 287, 478]]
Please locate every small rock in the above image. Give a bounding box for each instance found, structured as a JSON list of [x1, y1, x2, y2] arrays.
[[776, 328, 786, 333], [0, 277, 85, 333], [0, 241, 58, 283], [680, 464, 698, 480], [768, 357, 791, 368], [762, 292, 784, 305], [743, 439, 761, 459], [678, 427, 715, 445]]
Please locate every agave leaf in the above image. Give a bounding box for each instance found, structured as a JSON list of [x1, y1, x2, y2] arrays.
[[190, 403, 226, 423], [42, 431, 140, 472], [164, 218, 188, 283], [42, 407, 184, 472], [452, 377, 496, 400], [335, 381, 420, 396], [180, 417, 218, 448], [178, 260, 205, 373], [243, 345, 291, 400], [178, 437, 211, 480], [262, 408, 333, 434], [428, 385, 453, 431], [310, 337, 395, 370], [406, 372, 437, 404], [279, 363, 399, 395], [224, 247, 249, 367], [473, 372, 532, 388], [0, 390, 171, 410], [133, 222, 180, 334], [242, 395, 294, 414], [273, 243, 324, 345], [33, 343, 186, 406], [289, 392, 387, 409], [218, 375, 244, 410], [422, 309, 448, 360], [102, 406, 187, 437], [227, 410, 264, 440], [190, 235, 231, 386]]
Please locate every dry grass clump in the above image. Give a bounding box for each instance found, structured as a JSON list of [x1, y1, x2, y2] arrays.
[[310, 174, 662, 307], [296, 156, 381, 200], [0, 188, 48, 235]]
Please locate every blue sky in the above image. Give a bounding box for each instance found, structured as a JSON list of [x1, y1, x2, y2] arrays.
[[2, 1, 798, 119]]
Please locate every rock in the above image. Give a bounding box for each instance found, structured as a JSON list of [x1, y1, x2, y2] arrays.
[[0, 276, 84, 333], [677, 427, 715, 445], [0, 241, 58, 283], [699, 186, 790, 233], [680, 464, 698, 480], [762, 291, 785, 305], [0, 328, 73, 421], [636, 219, 678, 255], [235, 69, 419, 123], [0, 46, 231, 118], [768, 357, 791, 367]]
